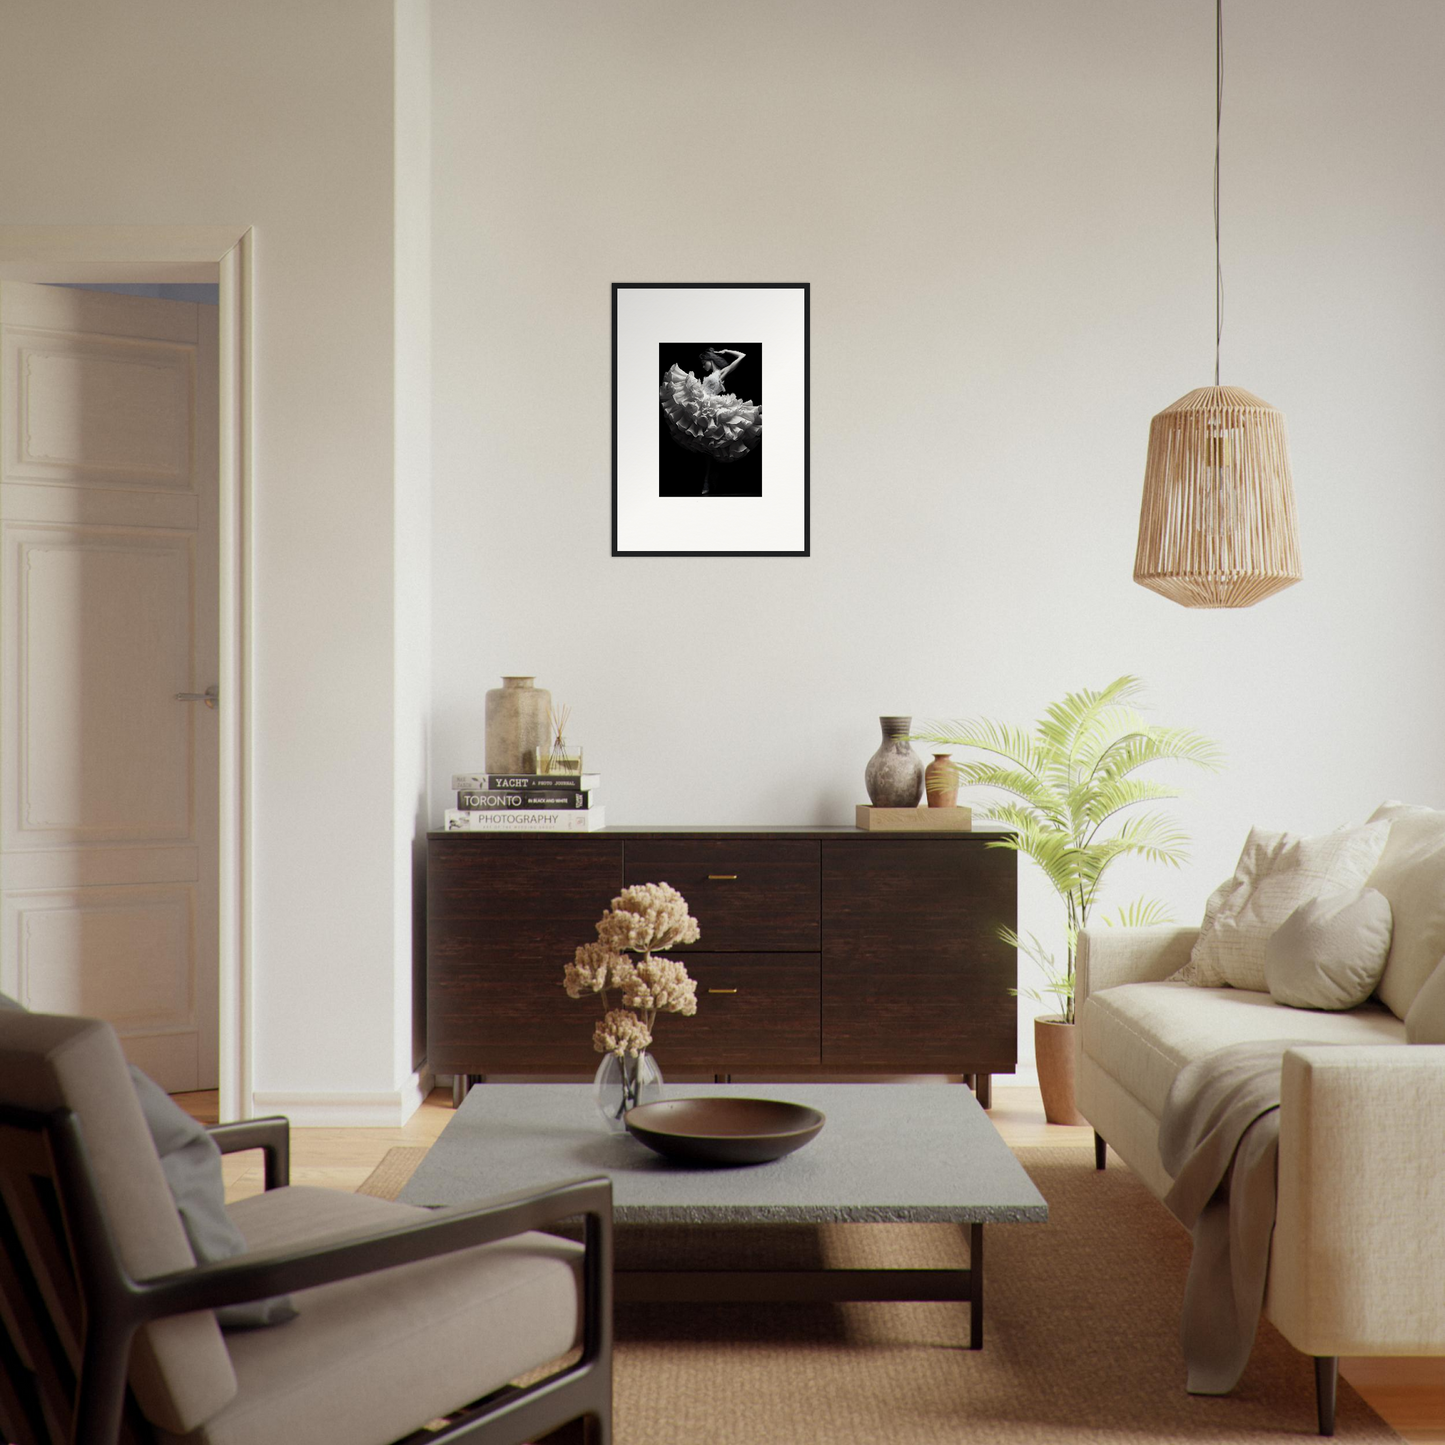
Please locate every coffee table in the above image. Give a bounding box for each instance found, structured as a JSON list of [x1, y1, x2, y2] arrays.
[[399, 1082, 1047, 1348]]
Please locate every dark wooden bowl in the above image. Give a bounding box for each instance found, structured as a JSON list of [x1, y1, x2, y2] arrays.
[[623, 1097, 826, 1167]]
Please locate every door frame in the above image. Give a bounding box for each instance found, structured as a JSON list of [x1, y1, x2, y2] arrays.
[[0, 225, 256, 1119]]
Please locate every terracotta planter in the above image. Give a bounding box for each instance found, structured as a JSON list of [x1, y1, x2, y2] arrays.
[[1034, 1016, 1087, 1126]]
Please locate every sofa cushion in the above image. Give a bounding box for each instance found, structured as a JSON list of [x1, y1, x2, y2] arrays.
[[1405, 955, 1445, 1044], [1176, 822, 1389, 992], [1080, 981, 1406, 1117], [1366, 802, 1445, 1018], [157, 1186, 583, 1445], [1265, 888, 1393, 1011]]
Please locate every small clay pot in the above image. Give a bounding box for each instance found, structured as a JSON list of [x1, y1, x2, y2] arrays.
[[925, 753, 958, 808]]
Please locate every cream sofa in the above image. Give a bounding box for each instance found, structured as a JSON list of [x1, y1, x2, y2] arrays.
[[1076, 922, 1445, 1435]]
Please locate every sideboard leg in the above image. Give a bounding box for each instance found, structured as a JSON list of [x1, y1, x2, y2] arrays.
[[453, 1074, 482, 1108], [973, 1074, 992, 1110], [1314, 1356, 1337, 1436], [1094, 1132, 1107, 1170]]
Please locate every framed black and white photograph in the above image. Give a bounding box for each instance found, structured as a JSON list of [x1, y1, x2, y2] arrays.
[[612, 282, 809, 556]]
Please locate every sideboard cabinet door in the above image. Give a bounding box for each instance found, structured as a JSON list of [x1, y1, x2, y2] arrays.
[[427, 835, 623, 1074], [820, 838, 1017, 1073]]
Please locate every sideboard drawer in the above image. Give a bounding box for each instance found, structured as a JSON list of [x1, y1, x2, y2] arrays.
[[622, 839, 820, 951], [677, 953, 821, 1066]]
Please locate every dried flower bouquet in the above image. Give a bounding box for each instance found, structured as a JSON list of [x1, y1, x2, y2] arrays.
[[565, 882, 700, 1121]]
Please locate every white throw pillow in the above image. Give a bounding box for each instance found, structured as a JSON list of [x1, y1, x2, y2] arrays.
[[1265, 888, 1393, 1011], [1404, 954, 1445, 1044], [1364, 802, 1445, 1019], [1175, 822, 1391, 992]]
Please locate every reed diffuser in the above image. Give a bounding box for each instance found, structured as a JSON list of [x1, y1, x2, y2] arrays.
[[539, 703, 583, 775]]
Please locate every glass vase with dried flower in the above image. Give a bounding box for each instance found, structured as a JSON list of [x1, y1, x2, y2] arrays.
[[565, 882, 701, 1130]]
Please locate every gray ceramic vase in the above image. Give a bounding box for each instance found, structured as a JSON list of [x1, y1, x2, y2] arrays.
[[485, 676, 551, 774], [864, 716, 924, 807]]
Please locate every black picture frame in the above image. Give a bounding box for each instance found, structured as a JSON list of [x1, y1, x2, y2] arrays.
[[611, 282, 810, 557]]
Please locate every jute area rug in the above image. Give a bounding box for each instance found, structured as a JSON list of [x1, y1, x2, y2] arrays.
[[358, 1144, 1399, 1443]]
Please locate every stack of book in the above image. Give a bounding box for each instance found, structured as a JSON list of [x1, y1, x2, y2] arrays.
[[443, 772, 604, 832]]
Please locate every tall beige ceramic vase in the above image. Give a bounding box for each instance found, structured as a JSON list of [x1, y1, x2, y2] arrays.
[[1034, 1016, 1087, 1126], [485, 676, 551, 775]]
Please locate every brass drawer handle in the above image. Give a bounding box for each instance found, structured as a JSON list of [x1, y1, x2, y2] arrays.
[[707, 988, 738, 994], [707, 874, 738, 880]]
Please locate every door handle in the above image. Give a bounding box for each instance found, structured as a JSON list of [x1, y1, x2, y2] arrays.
[[174, 684, 219, 711], [707, 988, 739, 994], [707, 874, 738, 881]]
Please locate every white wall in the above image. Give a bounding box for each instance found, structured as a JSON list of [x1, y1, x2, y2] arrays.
[[0, 0, 426, 1120], [395, 0, 434, 1086], [4, 0, 1439, 1101], [430, 0, 1445, 1072]]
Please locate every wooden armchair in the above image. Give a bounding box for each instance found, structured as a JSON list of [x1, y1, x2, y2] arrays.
[[0, 1010, 612, 1445]]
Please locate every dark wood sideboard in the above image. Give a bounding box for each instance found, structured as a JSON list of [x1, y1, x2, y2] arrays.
[[426, 826, 1017, 1108]]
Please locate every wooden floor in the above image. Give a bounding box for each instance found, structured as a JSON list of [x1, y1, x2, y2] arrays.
[[175, 1081, 1445, 1442]]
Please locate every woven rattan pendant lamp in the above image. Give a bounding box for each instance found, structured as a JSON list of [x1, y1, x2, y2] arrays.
[[1134, 0, 1301, 608]]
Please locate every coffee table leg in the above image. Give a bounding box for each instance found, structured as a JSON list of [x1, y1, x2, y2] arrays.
[[970, 1223, 984, 1349]]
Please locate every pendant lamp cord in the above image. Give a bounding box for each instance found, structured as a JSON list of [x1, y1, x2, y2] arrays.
[[1214, 0, 1224, 387]]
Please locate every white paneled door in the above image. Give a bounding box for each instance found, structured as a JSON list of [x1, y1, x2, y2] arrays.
[[1, 282, 219, 1090]]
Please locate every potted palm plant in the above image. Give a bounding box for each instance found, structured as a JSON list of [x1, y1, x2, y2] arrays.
[[915, 677, 1220, 1124]]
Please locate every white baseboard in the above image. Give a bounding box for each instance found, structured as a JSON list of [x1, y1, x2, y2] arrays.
[[253, 1067, 434, 1127], [402, 1065, 436, 1119]]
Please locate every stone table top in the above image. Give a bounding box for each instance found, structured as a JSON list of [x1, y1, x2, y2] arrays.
[[398, 1082, 1049, 1225]]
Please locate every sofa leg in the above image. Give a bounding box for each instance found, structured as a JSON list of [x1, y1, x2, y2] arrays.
[[1094, 1131, 1107, 1170], [1315, 1355, 1337, 1436]]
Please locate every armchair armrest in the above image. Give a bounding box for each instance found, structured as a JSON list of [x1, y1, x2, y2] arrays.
[[132, 1175, 613, 1322], [1272, 1045, 1445, 1354], [207, 1116, 290, 1189], [1076, 926, 1199, 1011]]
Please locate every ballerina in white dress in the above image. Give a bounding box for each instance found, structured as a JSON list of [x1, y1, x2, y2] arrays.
[[660, 347, 762, 495]]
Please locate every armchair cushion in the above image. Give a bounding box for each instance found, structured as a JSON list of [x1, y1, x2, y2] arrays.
[[2, 990, 294, 1330], [127, 1066, 297, 1329], [0, 1010, 237, 1432], [156, 1187, 584, 1445]]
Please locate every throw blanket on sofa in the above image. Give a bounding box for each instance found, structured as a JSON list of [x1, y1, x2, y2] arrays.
[[1158, 1039, 1302, 1395]]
